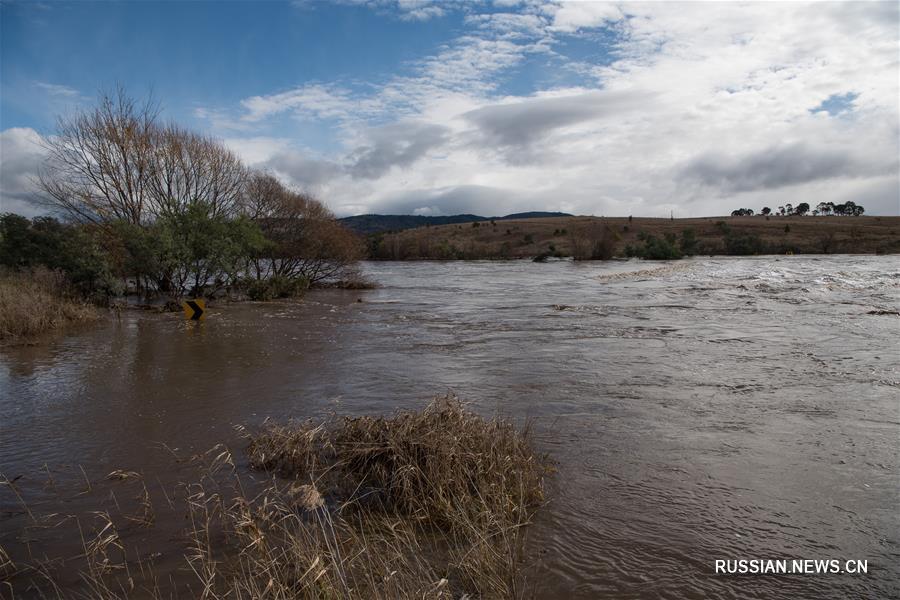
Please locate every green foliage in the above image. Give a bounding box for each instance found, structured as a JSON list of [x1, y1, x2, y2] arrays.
[[0, 214, 65, 268], [522, 233, 534, 244], [784, 224, 791, 233], [0, 214, 120, 301], [680, 228, 698, 256], [1, 208, 269, 302], [625, 232, 683, 260], [241, 275, 309, 300], [724, 232, 765, 255], [154, 203, 269, 297]]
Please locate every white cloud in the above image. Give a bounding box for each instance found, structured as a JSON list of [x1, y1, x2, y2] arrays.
[[546, 1, 622, 33], [0, 127, 48, 217], [106, 2, 900, 217], [34, 81, 82, 98]]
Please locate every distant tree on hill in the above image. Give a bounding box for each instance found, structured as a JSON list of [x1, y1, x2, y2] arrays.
[[818, 200, 866, 217], [831, 201, 864, 216], [760, 207, 771, 215], [794, 202, 810, 216], [731, 208, 754, 216]]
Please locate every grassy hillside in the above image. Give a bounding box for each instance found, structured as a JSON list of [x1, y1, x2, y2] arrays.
[[365, 215, 900, 260], [340, 211, 573, 235]]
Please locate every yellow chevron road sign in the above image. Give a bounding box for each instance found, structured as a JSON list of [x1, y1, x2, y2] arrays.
[[182, 299, 206, 320]]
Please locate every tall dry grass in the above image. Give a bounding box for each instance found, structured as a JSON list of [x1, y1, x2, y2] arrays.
[[0, 268, 97, 341], [2, 396, 551, 599]]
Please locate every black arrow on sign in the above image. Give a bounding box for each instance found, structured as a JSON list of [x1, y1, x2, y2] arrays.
[[186, 300, 204, 320]]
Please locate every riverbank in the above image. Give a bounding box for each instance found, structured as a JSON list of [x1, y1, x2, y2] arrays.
[[365, 215, 900, 259]]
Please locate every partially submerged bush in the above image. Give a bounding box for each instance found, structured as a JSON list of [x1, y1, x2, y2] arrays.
[[241, 274, 309, 300], [724, 232, 766, 255], [625, 232, 683, 260]]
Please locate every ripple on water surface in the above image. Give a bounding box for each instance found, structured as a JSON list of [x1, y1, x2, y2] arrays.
[[1, 256, 898, 599]]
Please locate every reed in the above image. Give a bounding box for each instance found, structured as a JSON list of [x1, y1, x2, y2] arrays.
[[0, 268, 97, 341]]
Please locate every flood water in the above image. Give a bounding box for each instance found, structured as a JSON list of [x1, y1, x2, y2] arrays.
[[2, 256, 899, 599]]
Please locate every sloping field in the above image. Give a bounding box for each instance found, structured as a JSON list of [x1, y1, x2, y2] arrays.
[[367, 215, 900, 259]]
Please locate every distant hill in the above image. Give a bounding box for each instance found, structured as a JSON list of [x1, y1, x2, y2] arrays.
[[339, 211, 573, 235]]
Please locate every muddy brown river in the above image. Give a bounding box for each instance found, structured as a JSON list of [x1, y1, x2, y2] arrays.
[[1, 256, 898, 598]]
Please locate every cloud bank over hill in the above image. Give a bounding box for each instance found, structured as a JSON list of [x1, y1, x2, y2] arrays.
[[2, 1, 898, 217]]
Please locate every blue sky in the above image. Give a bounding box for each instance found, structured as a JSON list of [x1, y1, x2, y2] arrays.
[[2, 2, 466, 128], [1, 1, 898, 217]]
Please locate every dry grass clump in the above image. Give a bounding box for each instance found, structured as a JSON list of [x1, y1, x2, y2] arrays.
[[0, 268, 97, 341], [245, 395, 549, 598]]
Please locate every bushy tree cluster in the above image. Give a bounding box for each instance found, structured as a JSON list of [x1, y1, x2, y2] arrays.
[[5, 88, 363, 304], [813, 201, 864, 216]]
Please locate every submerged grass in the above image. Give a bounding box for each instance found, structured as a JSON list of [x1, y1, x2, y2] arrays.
[[0, 268, 98, 342], [2, 396, 551, 599]]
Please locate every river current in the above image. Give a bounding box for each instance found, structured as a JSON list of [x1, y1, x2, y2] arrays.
[[1, 256, 898, 598]]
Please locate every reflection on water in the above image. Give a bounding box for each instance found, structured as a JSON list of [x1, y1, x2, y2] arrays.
[[1, 256, 899, 598]]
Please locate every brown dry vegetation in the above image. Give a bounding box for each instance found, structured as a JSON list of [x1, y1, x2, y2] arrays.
[[1, 396, 550, 599], [368, 215, 900, 259], [0, 268, 98, 342]]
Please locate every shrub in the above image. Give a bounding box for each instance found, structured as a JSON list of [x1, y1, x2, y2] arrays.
[[626, 232, 682, 260], [680, 228, 698, 255], [241, 275, 309, 300], [724, 232, 765, 255]]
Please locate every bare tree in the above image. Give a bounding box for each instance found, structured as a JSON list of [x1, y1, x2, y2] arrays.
[[244, 172, 362, 284], [147, 124, 247, 219], [38, 86, 159, 225]]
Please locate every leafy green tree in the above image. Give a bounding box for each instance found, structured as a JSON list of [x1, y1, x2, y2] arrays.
[[154, 202, 268, 298], [0, 214, 67, 268]]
